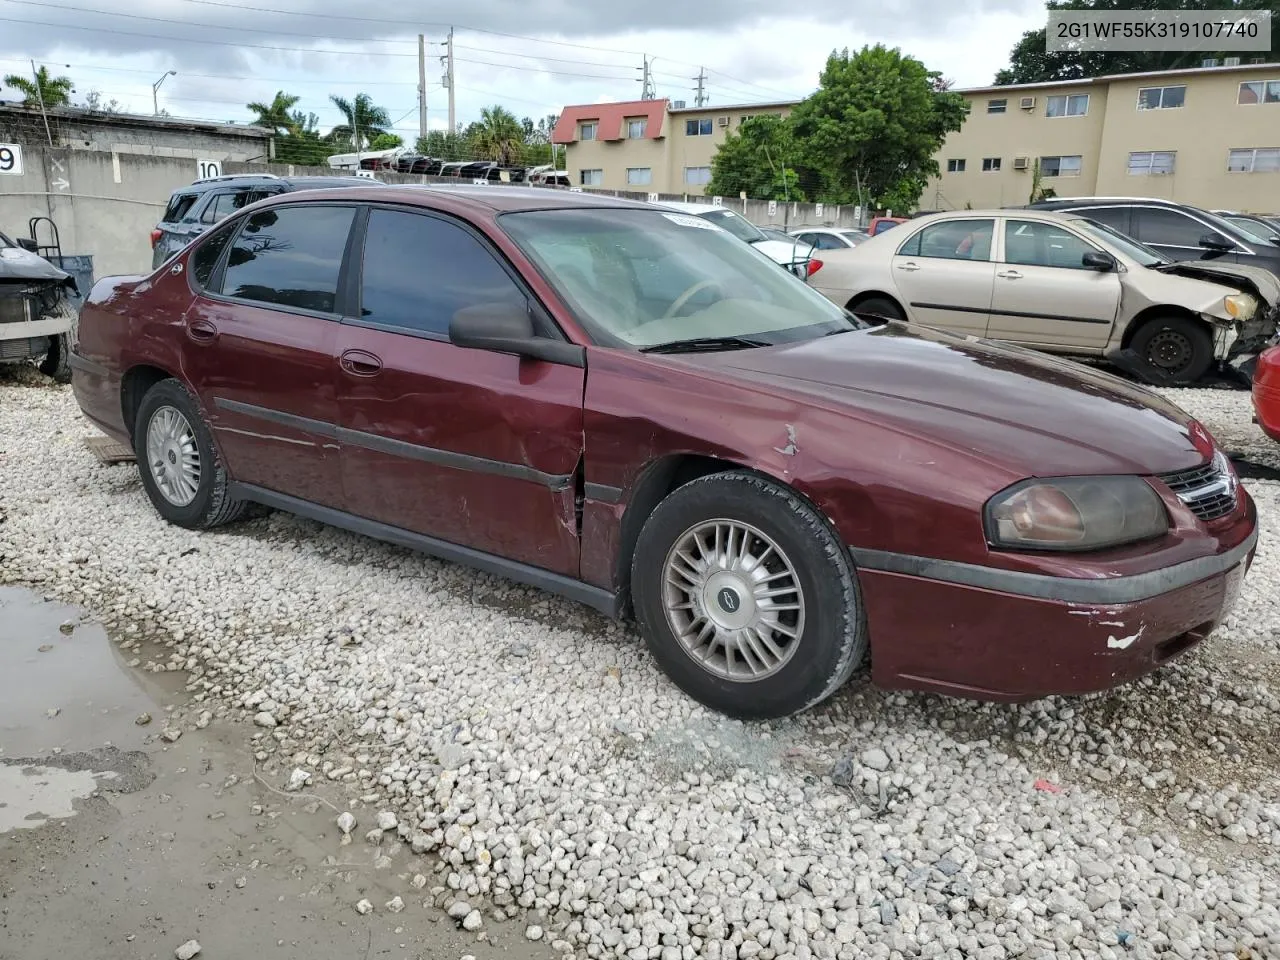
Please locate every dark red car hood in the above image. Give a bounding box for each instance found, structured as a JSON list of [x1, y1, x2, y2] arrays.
[[687, 322, 1207, 477]]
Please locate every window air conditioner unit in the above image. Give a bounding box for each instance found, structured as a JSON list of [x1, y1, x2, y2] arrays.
[[1013, 156, 1030, 170], [1019, 97, 1036, 110], [1224, 56, 1241, 66], [717, 116, 730, 128]]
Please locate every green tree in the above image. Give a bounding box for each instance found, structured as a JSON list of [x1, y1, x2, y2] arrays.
[[80, 89, 121, 113], [415, 130, 470, 161], [789, 45, 969, 212], [369, 133, 403, 150], [708, 115, 812, 201], [246, 90, 301, 135], [3, 66, 74, 107], [996, 0, 1278, 84], [328, 93, 391, 150], [469, 105, 525, 165], [274, 111, 332, 166]]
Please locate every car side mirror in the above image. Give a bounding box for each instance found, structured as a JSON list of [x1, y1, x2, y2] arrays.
[[1199, 234, 1234, 252], [16, 237, 37, 252], [1081, 251, 1115, 271], [449, 301, 584, 367]]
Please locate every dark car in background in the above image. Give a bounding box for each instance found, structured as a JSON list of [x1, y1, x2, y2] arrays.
[[151, 173, 380, 269], [1027, 197, 1280, 279]]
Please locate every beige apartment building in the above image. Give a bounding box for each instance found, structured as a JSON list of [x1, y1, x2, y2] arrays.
[[551, 98, 793, 196], [925, 61, 1280, 213]]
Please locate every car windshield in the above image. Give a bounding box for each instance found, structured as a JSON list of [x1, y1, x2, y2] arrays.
[[1198, 206, 1278, 247], [499, 207, 858, 349], [692, 208, 767, 244], [1074, 218, 1169, 267], [839, 231, 865, 244], [1227, 216, 1280, 243]]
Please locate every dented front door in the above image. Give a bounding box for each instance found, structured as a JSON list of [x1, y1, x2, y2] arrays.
[[334, 205, 584, 576]]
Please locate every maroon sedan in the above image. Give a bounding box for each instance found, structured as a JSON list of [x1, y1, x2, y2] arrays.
[[69, 186, 1258, 719]]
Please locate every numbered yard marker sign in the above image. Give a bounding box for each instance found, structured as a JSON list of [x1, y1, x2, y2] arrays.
[[197, 158, 222, 180], [0, 143, 23, 176]]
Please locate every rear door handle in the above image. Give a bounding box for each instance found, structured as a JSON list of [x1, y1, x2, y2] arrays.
[[186, 318, 218, 343], [997, 270, 1023, 279], [340, 349, 382, 377], [897, 262, 920, 272]]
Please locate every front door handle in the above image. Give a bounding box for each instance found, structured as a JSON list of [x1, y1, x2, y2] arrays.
[[897, 261, 920, 272], [340, 349, 383, 377], [186, 318, 218, 343], [997, 270, 1023, 279]]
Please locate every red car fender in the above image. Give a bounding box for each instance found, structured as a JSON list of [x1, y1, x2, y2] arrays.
[[1253, 344, 1280, 442]]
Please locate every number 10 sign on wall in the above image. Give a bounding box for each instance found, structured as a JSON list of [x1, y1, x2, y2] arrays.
[[0, 143, 23, 176], [197, 159, 222, 180]]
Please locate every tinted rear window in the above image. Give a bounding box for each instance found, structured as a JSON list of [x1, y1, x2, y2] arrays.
[[163, 193, 200, 224], [217, 205, 355, 314]]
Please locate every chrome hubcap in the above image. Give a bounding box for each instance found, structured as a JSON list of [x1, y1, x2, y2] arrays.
[[662, 519, 805, 682], [146, 405, 201, 506]]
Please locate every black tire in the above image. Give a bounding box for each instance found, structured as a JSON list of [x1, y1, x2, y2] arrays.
[[631, 471, 867, 720], [38, 332, 72, 384], [1129, 315, 1213, 385], [133, 378, 246, 530], [849, 296, 905, 323]]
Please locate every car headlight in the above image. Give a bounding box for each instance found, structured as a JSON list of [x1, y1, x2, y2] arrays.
[[985, 476, 1169, 551], [1224, 293, 1256, 321]]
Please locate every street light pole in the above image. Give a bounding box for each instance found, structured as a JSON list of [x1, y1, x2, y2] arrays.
[[152, 70, 176, 115]]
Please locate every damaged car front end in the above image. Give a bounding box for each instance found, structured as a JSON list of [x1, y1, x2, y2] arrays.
[[0, 232, 80, 382]]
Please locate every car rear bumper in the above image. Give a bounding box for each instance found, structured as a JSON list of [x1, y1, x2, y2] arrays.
[[856, 502, 1259, 701], [69, 351, 131, 446]]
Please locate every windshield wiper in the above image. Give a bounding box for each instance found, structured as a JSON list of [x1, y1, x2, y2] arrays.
[[639, 335, 771, 354]]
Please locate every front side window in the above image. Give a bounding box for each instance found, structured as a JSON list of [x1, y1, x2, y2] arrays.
[[1228, 147, 1280, 172], [1238, 80, 1280, 104], [1040, 155, 1082, 177], [580, 168, 603, 186], [685, 118, 713, 136], [218, 205, 355, 314], [1046, 94, 1089, 117], [1003, 220, 1098, 269], [947, 158, 966, 173], [683, 166, 711, 185], [1074, 218, 1168, 266], [579, 122, 597, 141], [898, 219, 994, 261], [626, 167, 652, 186], [1134, 207, 1213, 248], [626, 118, 647, 138], [498, 208, 854, 349], [1137, 85, 1186, 110], [1127, 151, 1176, 175], [358, 209, 525, 338]]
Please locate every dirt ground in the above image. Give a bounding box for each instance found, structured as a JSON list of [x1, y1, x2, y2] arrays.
[[0, 586, 556, 960]]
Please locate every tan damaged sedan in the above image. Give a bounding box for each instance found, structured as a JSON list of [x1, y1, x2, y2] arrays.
[[808, 209, 1279, 385]]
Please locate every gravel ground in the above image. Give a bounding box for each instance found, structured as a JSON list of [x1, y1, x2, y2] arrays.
[[2, 371, 1279, 960]]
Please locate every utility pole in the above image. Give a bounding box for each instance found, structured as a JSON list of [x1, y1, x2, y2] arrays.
[[418, 34, 428, 143], [446, 28, 456, 134], [693, 68, 708, 107], [637, 56, 655, 100]]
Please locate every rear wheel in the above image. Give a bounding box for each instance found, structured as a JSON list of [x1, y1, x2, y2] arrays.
[[1130, 315, 1213, 385], [631, 471, 867, 719], [849, 296, 905, 323], [37, 332, 72, 383], [133, 378, 246, 530]]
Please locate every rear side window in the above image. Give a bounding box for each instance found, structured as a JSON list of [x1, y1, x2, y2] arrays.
[[200, 190, 260, 225], [358, 209, 525, 337], [218, 205, 355, 314], [162, 192, 199, 224]]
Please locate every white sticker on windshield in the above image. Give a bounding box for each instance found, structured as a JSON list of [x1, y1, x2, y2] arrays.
[[662, 213, 723, 231]]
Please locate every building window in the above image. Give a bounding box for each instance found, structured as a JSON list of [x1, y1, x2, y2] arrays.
[[740, 114, 754, 123], [982, 157, 1001, 172], [1137, 85, 1186, 110], [946, 158, 966, 173], [683, 166, 712, 185], [1128, 151, 1176, 175], [580, 168, 603, 186], [1227, 147, 1280, 172], [626, 117, 647, 138], [626, 167, 652, 186], [1045, 94, 1089, 117], [685, 118, 714, 136], [579, 122, 597, 141], [1040, 155, 1082, 177], [1238, 80, 1280, 104], [987, 98, 1007, 114]]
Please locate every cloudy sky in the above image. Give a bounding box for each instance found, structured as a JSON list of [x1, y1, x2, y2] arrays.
[[1, 0, 1046, 141]]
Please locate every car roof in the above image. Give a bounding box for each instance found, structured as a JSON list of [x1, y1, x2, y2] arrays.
[[656, 200, 740, 216], [174, 173, 377, 195], [255, 183, 658, 215]]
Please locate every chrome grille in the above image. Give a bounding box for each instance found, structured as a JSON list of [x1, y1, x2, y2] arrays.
[[1158, 456, 1238, 522]]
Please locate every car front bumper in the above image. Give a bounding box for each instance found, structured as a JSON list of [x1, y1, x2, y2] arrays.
[[1253, 348, 1280, 442], [854, 497, 1259, 701]]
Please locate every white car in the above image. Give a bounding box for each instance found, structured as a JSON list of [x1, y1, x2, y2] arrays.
[[788, 226, 868, 251], [656, 201, 813, 269]]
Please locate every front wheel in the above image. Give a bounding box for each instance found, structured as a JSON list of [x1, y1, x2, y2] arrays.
[[849, 296, 905, 323], [631, 472, 867, 719], [133, 378, 246, 530], [1130, 315, 1213, 385], [38, 332, 72, 383]]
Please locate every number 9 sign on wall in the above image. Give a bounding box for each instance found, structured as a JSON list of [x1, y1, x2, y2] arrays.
[[196, 158, 222, 180], [0, 143, 23, 176]]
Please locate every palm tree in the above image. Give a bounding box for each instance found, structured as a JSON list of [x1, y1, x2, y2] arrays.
[[246, 90, 301, 135], [3, 66, 74, 107], [328, 93, 390, 151], [470, 105, 524, 166]]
